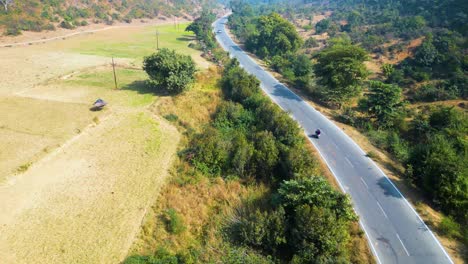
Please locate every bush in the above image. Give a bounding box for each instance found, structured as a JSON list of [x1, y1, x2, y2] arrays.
[[233, 205, 287, 254], [222, 247, 275, 264], [5, 26, 21, 36], [438, 216, 462, 239], [60, 20, 75, 29], [143, 48, 196, 94], [304, 37, 319, 48], [164, 208, 185, 234], [44, 23, 56, 31], [80, 20, 88, 27]]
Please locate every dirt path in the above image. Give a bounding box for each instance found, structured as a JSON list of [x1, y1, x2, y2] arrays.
[[0, 19, 190, 48], [0, 109, 180, 263]]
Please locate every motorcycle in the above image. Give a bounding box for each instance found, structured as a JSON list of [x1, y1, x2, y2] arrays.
[[315, 129, 321, 138]]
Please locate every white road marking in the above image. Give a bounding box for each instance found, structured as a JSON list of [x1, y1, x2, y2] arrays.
[[344, 157, 354, 167], [360, 177, 369, 189], [396, 233, 410, 256], [376, 201, 389, 219], [359, 220, 383, 264]]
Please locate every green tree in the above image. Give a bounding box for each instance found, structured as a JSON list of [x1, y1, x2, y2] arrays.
[[408, 135, 467, 223], [364, 81, 405, 127], [143, 48, 196, 94], [246, 12, 302, 58], [221, 64, 260, 103], [290, 205, 351, 261], [279, 177, 356, 221], [186, 10, 216, 49], [234, 206, 287, 254], [314, 42, 369, 105], [253, 131, 279, 179], [315, 19, 330, 34]]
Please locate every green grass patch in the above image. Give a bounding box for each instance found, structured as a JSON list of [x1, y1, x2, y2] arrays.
[[164, 208, 186, 235], [16, 162, 32, 173], [62, 68, 155, 107], [71, 23, 198, 60]]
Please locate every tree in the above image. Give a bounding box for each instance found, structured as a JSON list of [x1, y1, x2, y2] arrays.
[[408, 135, 467, 223], [364, 81, 404, 127], [315, 19, 330, 34], [143, 48, 196, 94], [0, 0, 13, 12], [246, 13, 303, 58], [278, 177, 356, 221], [381, 63, 394, 79], [314, 42, 369, 105], [291, 205, 350, 261], [186, 10, 216, 49], [221, 65, 260, 103], [415, 39, 439, 67], [252, 131, 279, 179]]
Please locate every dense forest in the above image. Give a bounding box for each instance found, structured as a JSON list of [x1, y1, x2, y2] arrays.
[[0, 0, 216, 36], [227, 0, 467, 246]]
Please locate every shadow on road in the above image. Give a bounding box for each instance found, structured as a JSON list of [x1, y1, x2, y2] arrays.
[[377, 177, 402, 198], [271, 84, 302, 102], [231, 45, 242, 51]]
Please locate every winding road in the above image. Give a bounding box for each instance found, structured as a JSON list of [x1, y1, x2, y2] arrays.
[[213, 16, 453, 264]]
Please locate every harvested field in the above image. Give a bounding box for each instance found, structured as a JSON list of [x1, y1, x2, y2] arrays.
[[0, 96, 104, 181], [0, 19, 204, 263], [0, 111, 180, 263]]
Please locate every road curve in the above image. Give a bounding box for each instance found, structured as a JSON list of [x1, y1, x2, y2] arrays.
[[213, 16, 453, 264]]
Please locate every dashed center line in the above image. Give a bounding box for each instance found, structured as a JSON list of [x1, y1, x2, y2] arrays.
[[344, 157, 354, 167], [376, 201, 389, 219], [396, 233, 410, 256], [360, 177, 369, 189]]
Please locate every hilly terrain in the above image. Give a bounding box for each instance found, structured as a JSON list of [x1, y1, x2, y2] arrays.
[[0, 0, 216, 36]]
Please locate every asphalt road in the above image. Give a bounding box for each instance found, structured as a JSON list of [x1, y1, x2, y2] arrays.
[[213, 16, 453, 264]]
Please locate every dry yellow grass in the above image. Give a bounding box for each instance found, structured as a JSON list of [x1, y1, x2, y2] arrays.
[[0, 111, 180, 264], [0, 19, 209, 263], [0, 96, 106, 181], [151, 67, 222, 132]]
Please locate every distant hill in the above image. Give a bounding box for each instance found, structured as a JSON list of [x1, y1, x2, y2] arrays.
[[0, 0, 216, 36]]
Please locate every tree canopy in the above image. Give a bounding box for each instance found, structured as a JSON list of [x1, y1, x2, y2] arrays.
[[314, 41, 369, 105], [143, 48, 196, 94], [362, 81, 405, 127], [245, 12, 303, 58]]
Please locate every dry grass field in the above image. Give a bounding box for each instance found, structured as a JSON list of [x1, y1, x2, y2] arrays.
[[0, 21, 206, 263]]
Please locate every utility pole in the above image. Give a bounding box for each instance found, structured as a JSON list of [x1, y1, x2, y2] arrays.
[[156, 28, 159, 50], [111, 57, 118, 89]]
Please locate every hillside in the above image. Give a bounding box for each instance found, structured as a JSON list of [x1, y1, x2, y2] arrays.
[[0, 0, 215, 36]]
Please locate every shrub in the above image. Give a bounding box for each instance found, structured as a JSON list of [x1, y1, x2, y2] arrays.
[[60, 20, 75, 29], [143, 48, 196, 94], [44, 23, 56, 31], [438, 216, 462, 239], [164, 208, 185, 234], [164, 114, 179, 122], [304, 37, 319, 48], [5, 26, 21, 36], [222, 247, 275, 264], [233, 205, 287, 254]]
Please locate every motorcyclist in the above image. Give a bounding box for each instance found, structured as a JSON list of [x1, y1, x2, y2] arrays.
[[315, 129, 321, 138]]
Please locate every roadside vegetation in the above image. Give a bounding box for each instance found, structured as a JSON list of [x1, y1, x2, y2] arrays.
[[227, 0, 468, 259], [125, 11, 373, 264]]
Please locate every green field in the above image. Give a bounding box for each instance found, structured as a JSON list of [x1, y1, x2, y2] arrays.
[[70, 23, 197, 60]]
